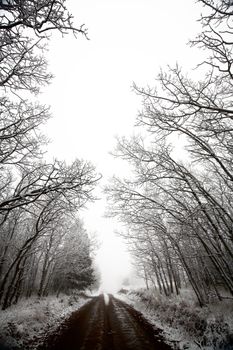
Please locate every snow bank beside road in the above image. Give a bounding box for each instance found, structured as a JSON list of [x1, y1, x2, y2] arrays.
[[117, 288, 233, 350], [0, 294, 90, 349]]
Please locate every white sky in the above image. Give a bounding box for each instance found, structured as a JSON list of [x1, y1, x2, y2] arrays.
[[41, 0, 203, 292]]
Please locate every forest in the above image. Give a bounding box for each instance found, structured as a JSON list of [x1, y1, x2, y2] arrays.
[[0, 0, 99, 311], [106, 0, 233, 308]]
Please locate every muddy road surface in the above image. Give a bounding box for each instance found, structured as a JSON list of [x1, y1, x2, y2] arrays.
[[41, 294, 173, 350]]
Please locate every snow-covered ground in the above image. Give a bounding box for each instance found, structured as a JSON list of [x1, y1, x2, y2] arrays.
[[116, 288, 233, 350], [1, 289, 232, 349], [0, 293, 90, 349]]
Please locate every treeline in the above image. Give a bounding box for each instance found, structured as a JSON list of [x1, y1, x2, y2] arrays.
[[106, 0, 233, 307], [0, 1, 99, 309]]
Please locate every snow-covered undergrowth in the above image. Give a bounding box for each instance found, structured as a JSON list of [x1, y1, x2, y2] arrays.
[[0, 293, 90, 349], [117, 288, 233, 350]]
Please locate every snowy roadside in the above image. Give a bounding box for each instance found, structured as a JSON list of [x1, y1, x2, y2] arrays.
[[116, 289, 233, 350], [0, 293, 91, 350]]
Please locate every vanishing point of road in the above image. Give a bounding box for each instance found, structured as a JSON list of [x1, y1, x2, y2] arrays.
[[41, 294, 173, 350]]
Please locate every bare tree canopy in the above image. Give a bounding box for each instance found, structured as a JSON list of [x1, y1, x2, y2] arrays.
[[106, 0, 233, 307], [0, 0, 88, 35], [0, 0, 88, 95]]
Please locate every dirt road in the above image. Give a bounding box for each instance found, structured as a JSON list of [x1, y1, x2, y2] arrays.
[[41, 294, 173, 350]]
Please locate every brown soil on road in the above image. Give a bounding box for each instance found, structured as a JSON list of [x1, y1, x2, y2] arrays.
[[41, 294, 173, 350]]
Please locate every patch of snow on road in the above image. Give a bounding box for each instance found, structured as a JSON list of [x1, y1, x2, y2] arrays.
[[104, 293, 109, 305]]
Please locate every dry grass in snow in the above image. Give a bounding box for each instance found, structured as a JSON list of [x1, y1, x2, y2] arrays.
[[117, 288, 233, 350], [0, 293, 90, 349]]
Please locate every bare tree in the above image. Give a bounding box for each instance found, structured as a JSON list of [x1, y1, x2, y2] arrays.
[[0, 0, 88, 36], [192, 0, 233, 77], [0, 97, 49, 165], [0, 0, 88, 95], [0, 159, 99, 213]]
